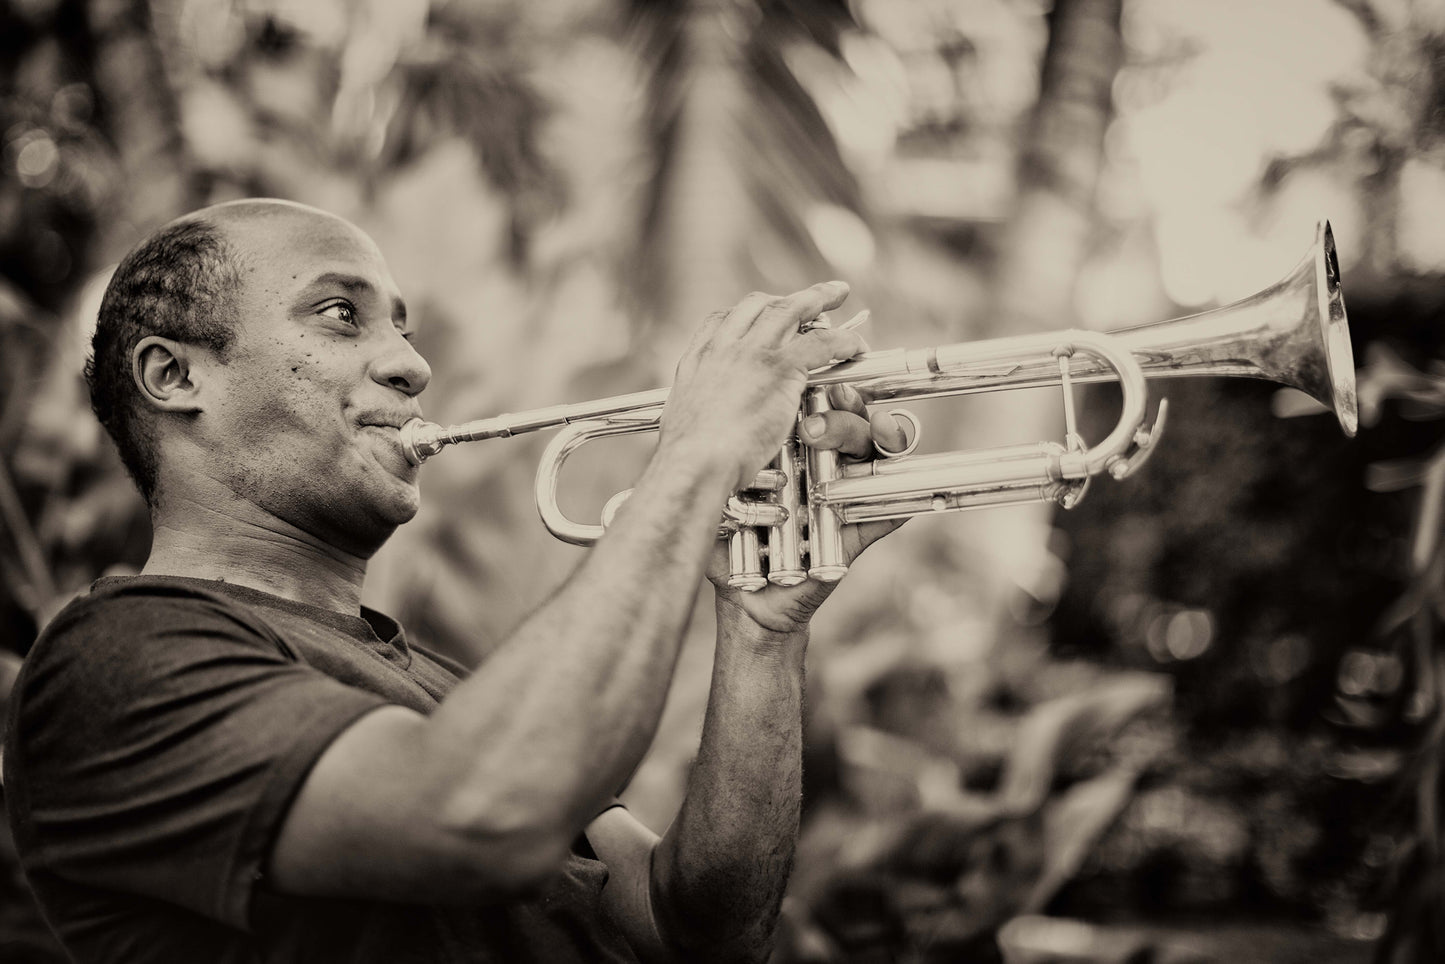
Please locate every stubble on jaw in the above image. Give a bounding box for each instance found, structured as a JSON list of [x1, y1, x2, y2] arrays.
[[217, 429, 419, 554]]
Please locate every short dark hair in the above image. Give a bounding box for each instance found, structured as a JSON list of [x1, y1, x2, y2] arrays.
[[86, 219, 244, 506]]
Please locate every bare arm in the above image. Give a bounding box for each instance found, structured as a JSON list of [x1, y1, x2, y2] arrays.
[[649, 605, 810, 962], [267, 283, 870, 902], [584, 611, 807, 964], [589, 386, 906, 963]]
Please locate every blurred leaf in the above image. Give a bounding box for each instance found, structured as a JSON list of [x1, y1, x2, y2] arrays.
[[379, 41, 562, 261], [1026, 766, 1145, 912], [1357, 342, 1445, 430], [1326, 747, 1406, 783], [996, 673, 1171, 813], [997, 914, 1210, 964]]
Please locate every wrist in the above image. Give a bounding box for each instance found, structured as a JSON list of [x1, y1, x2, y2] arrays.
[[651, 434, 743, 499], [629, 440, 738, 530], [715, 594, 810, 659]]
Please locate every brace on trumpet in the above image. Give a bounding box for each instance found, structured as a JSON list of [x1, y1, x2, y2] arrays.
[[400, 220, 1358, 591]]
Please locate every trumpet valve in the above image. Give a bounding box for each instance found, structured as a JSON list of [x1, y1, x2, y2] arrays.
[[766, 438, 808, 588], [727, 528, 767, 592]]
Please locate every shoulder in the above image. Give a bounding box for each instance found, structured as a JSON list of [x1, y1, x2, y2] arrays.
[[9, 578, 293, 746], [31, 576, 285, 667], [4, 574, 389, 803]]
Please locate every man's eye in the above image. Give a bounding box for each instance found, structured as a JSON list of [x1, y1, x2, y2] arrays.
[[319, 301, 357, 326]]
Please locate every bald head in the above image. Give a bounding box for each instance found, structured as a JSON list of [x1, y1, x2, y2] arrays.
[[185, 198, 358, 235], [87, 199, 375, 507]]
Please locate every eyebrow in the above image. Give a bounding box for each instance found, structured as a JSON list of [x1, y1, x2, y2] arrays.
[[303, 272, 408, 326]]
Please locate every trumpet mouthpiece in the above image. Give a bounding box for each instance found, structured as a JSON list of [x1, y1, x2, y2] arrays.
[[399, 419, 445, 466]]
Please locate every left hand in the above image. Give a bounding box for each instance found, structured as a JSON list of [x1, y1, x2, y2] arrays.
[[706, 382, 910, 636]]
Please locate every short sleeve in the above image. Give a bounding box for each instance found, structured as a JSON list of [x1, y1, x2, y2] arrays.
[[4, 588, 390, 931]]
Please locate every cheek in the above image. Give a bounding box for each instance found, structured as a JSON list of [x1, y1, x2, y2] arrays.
[[219, 348, 350, 453], [232, 377, 322, 443]]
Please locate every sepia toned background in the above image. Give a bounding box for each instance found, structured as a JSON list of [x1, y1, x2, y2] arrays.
[[3, 0, 1445, 960]]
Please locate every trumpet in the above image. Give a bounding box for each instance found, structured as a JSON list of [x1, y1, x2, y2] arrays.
[[400, 220, 1357, 591]]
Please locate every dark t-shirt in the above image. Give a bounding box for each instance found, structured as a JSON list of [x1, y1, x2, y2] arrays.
[[3, 575, 639, 964]]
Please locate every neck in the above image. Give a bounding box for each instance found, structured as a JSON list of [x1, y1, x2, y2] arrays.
[[143, 487, 371, 615]]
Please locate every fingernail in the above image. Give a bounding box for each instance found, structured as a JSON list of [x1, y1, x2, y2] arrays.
[[802, 414, 825, 437]]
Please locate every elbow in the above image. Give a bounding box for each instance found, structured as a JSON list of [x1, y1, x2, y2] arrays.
[[653, 866, 783, 964], [435, 788, 577, 896]]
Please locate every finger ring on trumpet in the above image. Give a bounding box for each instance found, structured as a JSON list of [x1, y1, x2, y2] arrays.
[[875, 408, 921, 458], [800, 309, 871, 334]]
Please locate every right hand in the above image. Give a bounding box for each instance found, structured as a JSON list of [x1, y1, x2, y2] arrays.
[[658, 282, 870, 491]]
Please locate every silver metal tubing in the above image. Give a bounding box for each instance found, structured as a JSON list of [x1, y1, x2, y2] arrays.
[[399, 220, 1356, 590]]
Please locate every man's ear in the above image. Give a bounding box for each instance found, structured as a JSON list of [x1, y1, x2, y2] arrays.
[[132, 336, 207, 413]]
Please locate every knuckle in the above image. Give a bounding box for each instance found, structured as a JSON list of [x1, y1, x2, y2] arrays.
[[762, 347, 796, 373], [738, 342, 781, 374]]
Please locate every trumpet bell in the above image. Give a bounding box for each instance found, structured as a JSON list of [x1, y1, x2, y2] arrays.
[[1115, 219, 1357, 437]]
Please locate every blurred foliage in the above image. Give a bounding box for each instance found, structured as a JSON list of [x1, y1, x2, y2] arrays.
[[2, 1, 1445, 963]]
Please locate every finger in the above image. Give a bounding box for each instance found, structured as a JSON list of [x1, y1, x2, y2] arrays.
[[716, 291, 779, 340], [752, 281, 850, 338], [869, 409, 910, 456], [698, 307, 731, 336], [799, 410, 874, 459], [682, 307, 733, 355], [826, 382, 869, 420], [842, 517, 907, 562], [792, 328, 868, 371], [702, 535, 732, 585], [674, 307, 735, 381]]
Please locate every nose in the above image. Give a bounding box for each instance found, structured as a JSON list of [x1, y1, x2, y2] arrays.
[[372, 328, 432, 397]]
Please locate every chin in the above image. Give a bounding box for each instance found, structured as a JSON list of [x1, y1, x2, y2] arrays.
[[335, 500, 418, 560], [373, 480, 422, 527], [382, 495, 422, 528]]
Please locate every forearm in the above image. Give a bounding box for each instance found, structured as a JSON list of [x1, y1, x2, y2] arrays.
[[652, 596, 807, 962], [422, 451, 731, 841]]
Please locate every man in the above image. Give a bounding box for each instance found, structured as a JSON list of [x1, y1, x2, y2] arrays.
[[4, 198, 904, 963]]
